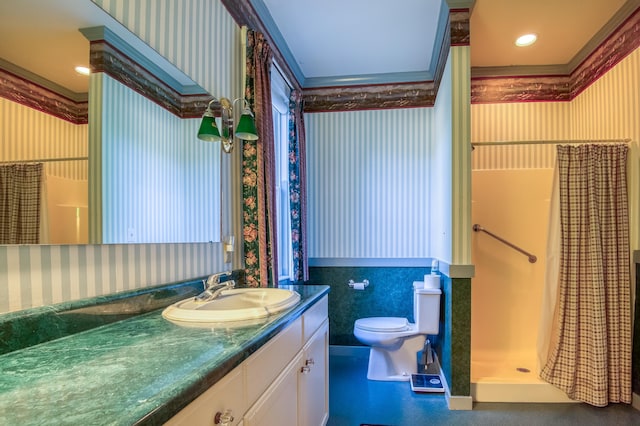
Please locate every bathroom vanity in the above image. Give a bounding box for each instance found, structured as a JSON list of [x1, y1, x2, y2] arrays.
[[167, 294, 328, 425], [0, 281, 329, 425]]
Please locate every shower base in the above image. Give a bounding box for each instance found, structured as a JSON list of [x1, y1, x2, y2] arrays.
[[471, 355, 576, 403]]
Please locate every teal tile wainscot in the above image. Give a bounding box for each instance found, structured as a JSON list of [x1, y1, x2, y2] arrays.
[[0, 280, 329, 425], [307, 266, 434, 346]]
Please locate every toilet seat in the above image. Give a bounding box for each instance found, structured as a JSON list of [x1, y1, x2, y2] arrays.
[[355, 317, 410, 332]]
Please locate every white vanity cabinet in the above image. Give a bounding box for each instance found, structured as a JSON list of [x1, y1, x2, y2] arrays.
[[243, 351, 303, 426], [165, 365, 245, 426], [298, 320, 329, 426], [166, 295, 328, 426]]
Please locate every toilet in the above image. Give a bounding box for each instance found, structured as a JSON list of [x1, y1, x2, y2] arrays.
[[353, 282, 441, 381]]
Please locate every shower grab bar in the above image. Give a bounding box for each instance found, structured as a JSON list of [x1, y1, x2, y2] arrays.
[[472, 224, 537, 263]]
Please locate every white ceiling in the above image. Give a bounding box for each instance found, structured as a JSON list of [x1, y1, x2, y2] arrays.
[[0, 0, 635, 94], [262, 0, 441, 79]]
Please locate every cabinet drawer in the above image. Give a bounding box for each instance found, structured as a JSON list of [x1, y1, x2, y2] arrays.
[[245, 316, 302, 405], [166, 364, 245, 426], [303, 296, 328, 343]]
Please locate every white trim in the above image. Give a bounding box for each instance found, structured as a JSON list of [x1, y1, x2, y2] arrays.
[[430, 352, 474, 410], [446, 394, 474, 410]]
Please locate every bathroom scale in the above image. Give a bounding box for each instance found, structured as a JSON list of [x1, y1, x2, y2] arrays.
[[410, 374, 444, 393]]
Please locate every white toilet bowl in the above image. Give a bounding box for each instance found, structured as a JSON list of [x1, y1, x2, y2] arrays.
[[353, 284, 441, 381], [354, 317, 426, 381]]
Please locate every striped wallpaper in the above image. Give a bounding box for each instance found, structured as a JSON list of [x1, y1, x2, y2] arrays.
[[571, 48, 639, 142], [571, 48, 640, 251], [449, 46, 471, 265], [2, 0, 238, 314], [0, 243, 223, 314], [430, 54, 453, 265], [470, 47, 640, 257], [304, 47, 472, 267], [0, 97, 88, 179], [306, 107, 434, 260], [471, 102, 572, 170], [471, 48, 639, 171], [91, 0, 238, 98], [93, 74, 221, 244]]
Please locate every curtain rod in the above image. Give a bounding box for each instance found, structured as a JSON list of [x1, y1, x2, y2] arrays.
[[472, 138, 631, 147], [0, 156, 88, 164]]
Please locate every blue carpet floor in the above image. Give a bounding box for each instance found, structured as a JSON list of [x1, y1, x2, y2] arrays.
[[327, 346, 640, 426]]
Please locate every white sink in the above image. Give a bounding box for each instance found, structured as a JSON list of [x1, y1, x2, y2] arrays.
[[162, 287, 301, 324]]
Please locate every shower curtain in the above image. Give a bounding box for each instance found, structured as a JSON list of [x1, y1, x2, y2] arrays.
[[539, 144, 632, 406], [0, 163, 44, 244]]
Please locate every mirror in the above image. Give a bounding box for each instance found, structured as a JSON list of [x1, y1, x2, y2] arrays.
[[0, 0, 221, 245]]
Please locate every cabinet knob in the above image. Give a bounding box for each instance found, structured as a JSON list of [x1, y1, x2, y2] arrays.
[[305, 358, 315, 366], [214, 409, 234, 425], [300, 366, 311, 374]]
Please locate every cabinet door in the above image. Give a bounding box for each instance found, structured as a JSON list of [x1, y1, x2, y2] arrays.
[[166, 365, 245, 426], [245, 317, 303, 404], [299, 320, 329, 426], [243, 352, 302, 426]]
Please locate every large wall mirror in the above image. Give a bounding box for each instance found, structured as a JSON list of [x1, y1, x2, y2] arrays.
[[0, 0, 221, 245]]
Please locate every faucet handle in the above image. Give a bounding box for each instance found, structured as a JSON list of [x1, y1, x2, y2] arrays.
[[206, 271, 233, 287]]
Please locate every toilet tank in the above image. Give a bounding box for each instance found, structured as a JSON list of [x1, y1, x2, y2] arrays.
[[413, 282, 441, 334]]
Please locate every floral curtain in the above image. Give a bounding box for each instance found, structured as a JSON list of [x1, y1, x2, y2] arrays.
[[0, 163, 44, 244], [288, 90, 309, 282], [243, 30, 278, 287], [540, 144, 631, 406]]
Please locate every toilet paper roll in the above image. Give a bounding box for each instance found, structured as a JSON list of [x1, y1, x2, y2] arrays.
[[423, 275, 440, 289], [352, 282, 365, 290]]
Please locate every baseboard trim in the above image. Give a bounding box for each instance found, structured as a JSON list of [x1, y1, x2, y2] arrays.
[[446, 394, 474, 410], [432, 353, 473, 410], [633, 392, 640, 411]]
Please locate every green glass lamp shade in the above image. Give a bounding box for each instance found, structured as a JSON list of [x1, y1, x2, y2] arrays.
[[234, 113, 259, 140], [197, 116, 221, 142]]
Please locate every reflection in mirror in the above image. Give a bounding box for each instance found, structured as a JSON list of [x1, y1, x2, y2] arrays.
[[0, 0, 221, 245]]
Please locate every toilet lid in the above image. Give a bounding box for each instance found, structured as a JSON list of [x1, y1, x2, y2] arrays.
[[355, 317, 409, 332]]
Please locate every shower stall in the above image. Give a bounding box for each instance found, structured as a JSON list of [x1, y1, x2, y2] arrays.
[[469, 139, 635, 403]]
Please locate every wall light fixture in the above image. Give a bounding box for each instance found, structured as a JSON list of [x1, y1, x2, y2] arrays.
[[197, 97, 258, 153]]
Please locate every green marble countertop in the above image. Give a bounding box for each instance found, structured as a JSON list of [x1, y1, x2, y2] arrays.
[[0, 284, 329, 425]]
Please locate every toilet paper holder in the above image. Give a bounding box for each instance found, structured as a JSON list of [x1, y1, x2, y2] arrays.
[[348, 279, 369, 289]]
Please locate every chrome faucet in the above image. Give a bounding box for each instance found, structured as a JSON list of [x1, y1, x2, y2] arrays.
[[194, 271, 235, 302]]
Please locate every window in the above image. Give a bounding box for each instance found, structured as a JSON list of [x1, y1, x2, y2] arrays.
[[271, 66, 292, 281]]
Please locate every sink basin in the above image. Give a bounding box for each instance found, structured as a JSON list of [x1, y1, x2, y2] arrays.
[[162, 288, 301, 324]]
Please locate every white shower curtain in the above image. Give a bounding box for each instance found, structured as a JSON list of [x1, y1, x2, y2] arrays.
[[536, 165, 560, 373]]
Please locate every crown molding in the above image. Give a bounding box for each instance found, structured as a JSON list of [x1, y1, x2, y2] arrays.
[[471, 64, 570, 78], [471, 4, 640, 103], [568, 0, 640, 73], [303, 71, 433, 89], [0, 58, 87, 103], [247, 0, 305, 87], [221, 0, 302, 91], [80, 26, 205, 96], [0, 61, 88, 124], [89, 39, 212, 119]]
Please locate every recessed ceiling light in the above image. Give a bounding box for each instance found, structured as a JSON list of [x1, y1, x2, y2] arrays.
[[75, 66, 90, 76], [515, 34, 537, 47]]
